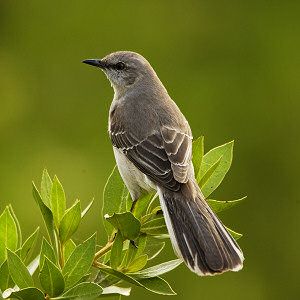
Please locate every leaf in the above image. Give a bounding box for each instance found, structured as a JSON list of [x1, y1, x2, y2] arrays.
[[103, 166, 130, 235], [41, 169, 53, 207], [207, 196, 247, 213], [130, 259, 182, 279], [50, 176, 67, 228], [40, 237, 57, 268], [39, 257, 65, 297], [143, 237, 165, 260], [20, 227, 40, 263], [7, 249, 33, 288], [105, 212, 140, 240], [27, 255, 40, 276], [63, 239, 76, 263], [59, 200, 81, 243], [56, 282, 103, 299], [132, 193, 155, 219], [0, 207, 18, 265], [199, 140, 234, 197], [62, 234, 96, 289], [225, 226, 243, 240], [122, 241, 137, 268], [138, 277, 176, 295], [102, 286, 131, 296], [199, 156, 222, 188], [0, 261, 13, 291], [126, 254, 148, 273], [8, 205, 22, 248], [192, 136, 204, 181], [110, 232, 123, 269], [98, 266, 175, 295], [32, 182, 55, 243], [81, 199, 94, 218], [141, 217, 167, 236], [134, 234, 147, 258], [9, 287, 45, 300]]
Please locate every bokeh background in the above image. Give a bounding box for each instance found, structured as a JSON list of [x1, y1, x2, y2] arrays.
[[0, 1, 299, 299]]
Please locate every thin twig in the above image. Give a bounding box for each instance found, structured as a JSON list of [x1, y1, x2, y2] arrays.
[[94, 239, 114, 261]]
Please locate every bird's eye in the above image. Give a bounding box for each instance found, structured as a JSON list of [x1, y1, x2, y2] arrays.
[[115, 62, 125, 70]]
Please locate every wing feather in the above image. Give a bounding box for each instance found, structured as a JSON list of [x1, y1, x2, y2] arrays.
[[110, 121, 192, 191]]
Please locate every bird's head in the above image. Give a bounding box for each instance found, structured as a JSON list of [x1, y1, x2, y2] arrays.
[[83, 51, 156, 94]]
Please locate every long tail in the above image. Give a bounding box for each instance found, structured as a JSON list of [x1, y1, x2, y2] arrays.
[[157, 181, 244, 276]]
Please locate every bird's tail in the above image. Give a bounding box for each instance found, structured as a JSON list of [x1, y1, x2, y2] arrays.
[[157, 181, 244, 276]]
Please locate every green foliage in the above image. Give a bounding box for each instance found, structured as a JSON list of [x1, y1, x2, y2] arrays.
[[105, 212, 140, 240], [50, 176, 67, 228], [58, 282, 103, 299], [0, 138, 245, 299], [59, 200, 81, 243], [0, 207, 18, 265], [20, 227, 39, 263], [39, 257, 65, 297], [10, 288, 45, 300], [7, 250, 33, 288], [62, 234, 96, 289]]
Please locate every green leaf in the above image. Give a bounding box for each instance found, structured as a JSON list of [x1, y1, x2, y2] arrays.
[[110, 232, 123, 269], [126, 254, 148, 273], [41, 169, 53, 207], [0, 207, 18, 266], [40, 237, 57, 268], [0, 261, 13, 291], [81, 199, 94, 218], [102, 286, 131, 297], [134, 234, 147, 258], [32, 182, 55, 243], [199, 156, 221, 188], [132, 193, 155, 219], [143, 237, 165, 260], [130, 259, 182, 279], [207, 196, 247, 213], [199, 140, 234, 197], [105, 212, 140, 240], [62, 234, 96, 289], [63, 239, 76, 263], [50, 176, 67, 228], [125, 192, 133, 212], [98, 266, 175, 295], [103, 166, 130, 235], [58, 282, 103, 299], [59, 200, 81, 243], [8, 205, 22, 248], [225, 226, 243, 240], [39, 257, 65, 297], [20, 227, 39, 263], [9, 287, 45, 300], [27, 255, 40, 276], [192, 136, 204, 181], [141, 217, 167, 236], [121, 241, 137, 268], [7, 249, 33, 288]]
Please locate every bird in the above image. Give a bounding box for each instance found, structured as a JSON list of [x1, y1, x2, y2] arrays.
[[83, 51, 244, 276]]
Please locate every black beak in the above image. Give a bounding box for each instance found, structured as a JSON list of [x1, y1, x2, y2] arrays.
[[82, 59, 107, 69]]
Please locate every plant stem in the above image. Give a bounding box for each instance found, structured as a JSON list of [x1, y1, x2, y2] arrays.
[[93, 260, 110, 269], [94, 239, 114, 261]]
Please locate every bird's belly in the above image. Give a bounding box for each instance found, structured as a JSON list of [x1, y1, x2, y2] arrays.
[[113, 147, 156, 200]]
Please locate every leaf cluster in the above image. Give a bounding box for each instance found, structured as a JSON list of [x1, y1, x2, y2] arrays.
[[0, 137, 245, 299]]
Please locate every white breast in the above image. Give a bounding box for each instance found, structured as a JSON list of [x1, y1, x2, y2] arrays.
[[113, 147, 156, 200]]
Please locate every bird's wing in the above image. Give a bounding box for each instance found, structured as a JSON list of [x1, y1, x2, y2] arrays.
[[109, 122, 193, 191]]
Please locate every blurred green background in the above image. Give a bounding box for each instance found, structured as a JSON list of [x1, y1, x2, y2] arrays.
[[0, 1, 299, 299]]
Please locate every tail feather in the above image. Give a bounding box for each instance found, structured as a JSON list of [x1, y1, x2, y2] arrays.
[[157, 182, 244, 276]]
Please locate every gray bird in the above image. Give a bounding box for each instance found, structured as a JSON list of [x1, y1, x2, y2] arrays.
[[83, 51, 244, 276]]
